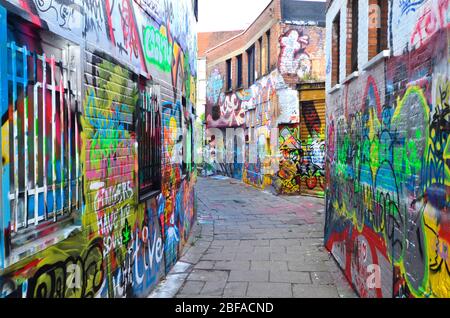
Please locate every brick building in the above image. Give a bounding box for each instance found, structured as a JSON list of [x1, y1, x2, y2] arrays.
[[325, 0, 449, 298], [205, 0, 327, 196], [0, 0, 198, 298], [196, 31, 243, 171]]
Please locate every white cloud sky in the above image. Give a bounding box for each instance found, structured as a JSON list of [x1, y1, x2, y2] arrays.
[[197, 0, 326, 32]]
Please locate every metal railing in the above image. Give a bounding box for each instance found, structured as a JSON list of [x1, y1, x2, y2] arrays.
[[6, 41, 81, 233]]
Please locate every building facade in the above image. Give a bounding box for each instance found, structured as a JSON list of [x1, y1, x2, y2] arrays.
[[197, 31, 243, 175], [325, 0, 449, 298], [205, 0, 327, 197], [0, 0, 198, 298]]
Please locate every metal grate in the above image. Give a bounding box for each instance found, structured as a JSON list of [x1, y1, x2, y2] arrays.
[[6, 41, 81, 233], [137, 83, 161, 199]]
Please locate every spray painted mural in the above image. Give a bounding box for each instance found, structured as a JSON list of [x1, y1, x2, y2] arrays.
[[299, 94, 326, 196], [241, 72, 279, 189], [205, 70, 284, 181], [206, 84, 246, 129], [275, 125, 302, 194], [325, 0, 449, 298], [0, 0, 197, 298], [278, 26, 326, 81], [205, 23, 326, 196], [273, 96, 325, 196]]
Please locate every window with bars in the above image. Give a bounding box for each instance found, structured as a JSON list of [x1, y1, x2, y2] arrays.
[[4, 30, 81, 246], [136, 83, 162, 201]]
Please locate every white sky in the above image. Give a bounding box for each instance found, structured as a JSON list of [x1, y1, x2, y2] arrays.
[[197, 0, 326, 32]]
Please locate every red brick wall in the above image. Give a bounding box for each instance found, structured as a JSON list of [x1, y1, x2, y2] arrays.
[[206, 0, 281, 90], [198, 31, 243, 58]]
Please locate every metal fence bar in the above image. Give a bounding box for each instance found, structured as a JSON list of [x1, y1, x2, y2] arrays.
[[11, 41, 19, 233], [67, 63, 72, 213], [59, 67, 65, 216], [22, 45, 29, 229], [5, 41, 81, 232], [33, 52, 39, 226], [33, 81, 41, 226], [50, 55, 57, 222], [75, 90, 79, 211], [42, 53, 48, 221]]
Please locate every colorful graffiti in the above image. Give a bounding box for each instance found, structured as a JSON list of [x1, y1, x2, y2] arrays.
[[274, 126, 302, 194], [399, 0, 427, 16], [325, 20, 449, 298], [299, 100, 325, 195], [279, 29, 311, 77], [142, 24, 173, 73], [205, 21, 326, 193], [409, 0, 449, 48], [278, 26, 325, 81], [243, 126, 276, 189], [0, 0, 197, 298], [0, 201, 166, 298], [206, 69, 281, 129], [205, 28, 326, 194], [272, 92, 325, 196], [206, 69, 224, 106], [206, 91, 246, 128]]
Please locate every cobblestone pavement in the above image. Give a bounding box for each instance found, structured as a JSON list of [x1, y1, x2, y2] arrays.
[[150, 177, 357, 298]]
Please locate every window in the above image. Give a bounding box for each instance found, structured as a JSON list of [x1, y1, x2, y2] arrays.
[[181, 97, 193, 177], [137, 83, 162, 201], [266, 30, 271, 72], [258, 37, 263, 77], [347, 0, 359, 74], [237, 54, 243, 88], [368, 0, 388, 59], [332, 12, 340, 86], [226, 58, 232, 90], [247, 45, 255, 86], [183, 116, 194, 177], [3, 20, 81, 254]]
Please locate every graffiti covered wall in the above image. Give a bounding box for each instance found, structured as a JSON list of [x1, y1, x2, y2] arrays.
[[325, 0, 449, 298], [242, 71, 279, 190], [205, 23, 326, 196], [0, 0, 197, 298], [299, 88, 326, 196], [278, 25, 326, 81]]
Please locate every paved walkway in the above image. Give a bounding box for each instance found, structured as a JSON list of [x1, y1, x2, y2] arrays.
[[150, 177, 356, 298]]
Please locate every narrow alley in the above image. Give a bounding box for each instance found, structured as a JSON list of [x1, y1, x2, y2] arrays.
[[150, 177, 356, 298], [0, 0, 448, 303]]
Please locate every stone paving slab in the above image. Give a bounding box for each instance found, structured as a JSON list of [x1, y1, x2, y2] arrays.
[[293, 284, 340, 298], [269, 270, 311, 284], [247, 282, 293, 298], [215, 261, 251, 271], [251, 261, 289, 271], [228, 270, 269, 282], [150, 177, 357, 298], [223, 282, 248, 297]]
